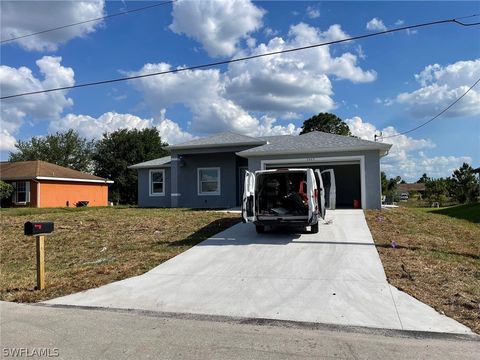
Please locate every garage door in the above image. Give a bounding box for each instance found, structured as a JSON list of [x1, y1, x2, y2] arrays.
[[265, 162, 362, 209]]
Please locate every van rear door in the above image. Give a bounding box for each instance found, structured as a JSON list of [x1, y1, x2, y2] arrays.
[[314, 169, 326, 219], [321, 169, 336, 209], [241, 171, 256, 223], [306, 169, 318, 223]]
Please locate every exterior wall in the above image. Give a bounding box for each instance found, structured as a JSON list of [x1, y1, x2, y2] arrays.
[[137, 168, 171, 207], [175, 152, 239, 209], [39, 181, 109, 208], [247, 150, 383, 209], [1, 180, 38, 208]]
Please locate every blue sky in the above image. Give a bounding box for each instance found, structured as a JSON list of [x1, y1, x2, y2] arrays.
[[1, 0, 479, 181]]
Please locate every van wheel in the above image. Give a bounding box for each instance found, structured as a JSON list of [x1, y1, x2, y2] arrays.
[[311, 223, 319, 233], [255, 225, 265, 233]]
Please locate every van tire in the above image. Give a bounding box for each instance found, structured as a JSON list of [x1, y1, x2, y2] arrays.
[[311, 223, 319, 233], [255, 225, 265, 233]]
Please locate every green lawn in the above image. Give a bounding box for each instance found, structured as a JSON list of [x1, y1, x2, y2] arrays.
[[418, 203, 480, 223]]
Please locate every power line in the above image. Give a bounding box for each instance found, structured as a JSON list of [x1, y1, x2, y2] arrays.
[[1, 0, 176, 44], [1, 15, 479, 100], [376, 77, 480, 140]]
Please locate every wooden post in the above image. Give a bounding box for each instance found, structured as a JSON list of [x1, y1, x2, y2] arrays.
[[36, 235, 45, 290]]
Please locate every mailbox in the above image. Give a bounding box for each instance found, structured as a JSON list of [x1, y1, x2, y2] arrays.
[[24, 221, 54, 236]]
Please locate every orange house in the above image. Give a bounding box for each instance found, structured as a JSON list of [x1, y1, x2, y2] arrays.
[[0, 160, 113, 208]]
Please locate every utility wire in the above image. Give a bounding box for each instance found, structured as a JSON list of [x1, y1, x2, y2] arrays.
[[376, 77, 480, 140], [1, 15, 479, 100], [1, 0, 176, 44]]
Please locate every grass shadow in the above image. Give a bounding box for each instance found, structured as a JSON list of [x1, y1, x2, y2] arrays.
[[427, 203, 480, 224], [168, 217, 242, 247]]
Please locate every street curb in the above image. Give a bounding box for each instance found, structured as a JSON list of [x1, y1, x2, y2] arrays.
[[34, 302, 479, 342]]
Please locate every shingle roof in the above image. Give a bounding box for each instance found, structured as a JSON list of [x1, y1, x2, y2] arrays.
[[397, 183, 426, 192], [237, 131, 391, 156], [128, 156, 172, 169], [0, 161, 112, 183], [168, 132, 265, 150]]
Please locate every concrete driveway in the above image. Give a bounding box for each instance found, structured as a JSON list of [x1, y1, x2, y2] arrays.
[[46, 210, 472, 334]]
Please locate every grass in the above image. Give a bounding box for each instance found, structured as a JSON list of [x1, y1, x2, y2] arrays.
[[0, 206, 240, 303], [365, 204, 480, 333], [419, 203, 480, 223]]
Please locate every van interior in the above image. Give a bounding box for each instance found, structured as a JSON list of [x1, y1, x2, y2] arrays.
[[256, 171, 308, 217]]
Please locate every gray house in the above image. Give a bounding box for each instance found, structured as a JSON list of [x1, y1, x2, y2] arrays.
[[129, 131, 391, 209]]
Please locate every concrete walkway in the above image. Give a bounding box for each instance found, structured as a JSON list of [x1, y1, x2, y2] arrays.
[[45, 210, 472, 334]]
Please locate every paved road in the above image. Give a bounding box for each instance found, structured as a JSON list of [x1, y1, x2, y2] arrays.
[[1, 302, 478, 360], [45, 210, 471, 334]]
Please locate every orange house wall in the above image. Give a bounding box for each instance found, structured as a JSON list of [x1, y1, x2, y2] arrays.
[[39, 181, 109, 208]]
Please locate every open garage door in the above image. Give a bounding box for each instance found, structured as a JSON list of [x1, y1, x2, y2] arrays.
[[265, 161, 362, 209]]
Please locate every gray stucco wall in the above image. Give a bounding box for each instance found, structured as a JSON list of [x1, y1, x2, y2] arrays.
[[137, 167, 171, 207], [246, 150, 382, 209], [174, 152, 241, 209]]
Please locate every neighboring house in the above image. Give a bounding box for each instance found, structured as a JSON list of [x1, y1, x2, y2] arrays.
[[130, 131, 392, 209], [396, 183, 426, 196], [0, 160, 113, 208]]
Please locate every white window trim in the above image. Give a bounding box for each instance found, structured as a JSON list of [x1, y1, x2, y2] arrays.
[[149, 169, 165, 197], [261, 156, 366, 209], [197, 167, 221, 196], [13, 180, 30, 205]]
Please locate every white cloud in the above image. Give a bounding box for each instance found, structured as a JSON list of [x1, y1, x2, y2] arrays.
[[395, 19, 404, 26], [0, 129, 17, 152], [127, 62, 301, 137], [346, 116, 470, 180], [366, 18, 387, 31], [226, 22, 376, 114], [1, 1, 105, 51], [264, 27, 279, 37], [170, 0, 265, 57], [0, 56, 75, 146], [50, 111, 194, 145], [396, 59, 480, 118], [306, 6, 320, 19]]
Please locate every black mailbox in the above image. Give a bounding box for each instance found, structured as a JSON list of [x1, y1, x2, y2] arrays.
[[24, 221, 54, 236]]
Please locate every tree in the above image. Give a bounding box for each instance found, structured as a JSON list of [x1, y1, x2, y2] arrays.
[[417, 173, 430, 183], [451, 163, 479, 204], [300, 113, 352, 136], [381, 172, 401, 203], [9, 130, 95, 172], [93, 128, 169, 204], [0, 181, 14, 200]]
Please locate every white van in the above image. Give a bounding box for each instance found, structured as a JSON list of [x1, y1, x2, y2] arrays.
[[241, 168, 335, 233]]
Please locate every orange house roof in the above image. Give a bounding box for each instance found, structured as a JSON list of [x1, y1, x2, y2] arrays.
[[0, 160, 113, 183]]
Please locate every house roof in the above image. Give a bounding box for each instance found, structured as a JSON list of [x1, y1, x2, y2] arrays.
[[130, 131, 392, 169], [128, 156, 172, 169], [0, 161, 113, 183], [167, 132, 266, 150], [397, 183, 426, 192], [237, 131, 392, 157]]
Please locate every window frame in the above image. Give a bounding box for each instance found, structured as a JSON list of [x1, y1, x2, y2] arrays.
[[197, 167, 221, 196], [149, 169, 165, 197], [13, 180, 30, 205]]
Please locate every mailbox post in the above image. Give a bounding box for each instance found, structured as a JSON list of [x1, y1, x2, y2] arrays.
[[24, 222, 54, 290]]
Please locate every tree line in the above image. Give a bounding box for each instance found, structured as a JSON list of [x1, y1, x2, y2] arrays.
[[6, 128, 169, 204], [381, 163, 479, 205]]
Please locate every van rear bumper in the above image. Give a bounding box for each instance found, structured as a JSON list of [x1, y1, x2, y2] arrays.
[[254, 217, 317, 226]]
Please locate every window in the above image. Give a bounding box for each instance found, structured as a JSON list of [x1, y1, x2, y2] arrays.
[[198, 168, 220, 195], [13, 181, 30, 204], [149, 169, 165, 196]]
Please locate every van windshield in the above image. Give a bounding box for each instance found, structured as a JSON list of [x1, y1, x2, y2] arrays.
[[256, 171, 308, 216]]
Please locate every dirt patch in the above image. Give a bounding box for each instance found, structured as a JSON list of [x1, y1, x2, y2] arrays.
[[0, 207, 240, 303], [365, 206, 480, 333]]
